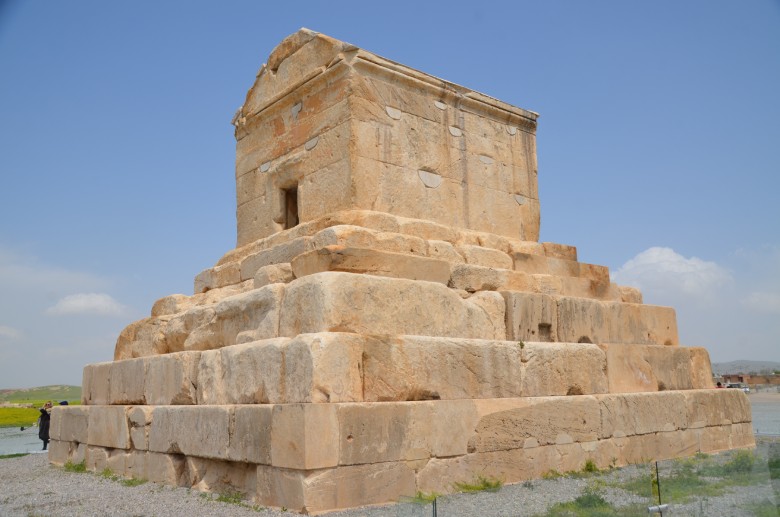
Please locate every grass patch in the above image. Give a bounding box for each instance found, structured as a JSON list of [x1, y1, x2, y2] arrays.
[[121, 477, 148, 487], [746, 499, 780, 517], [401, 491, 440, 504], [453, 475, 503, 493], [542, 469, 563, 479], [63, 460, 86, 473], [582, 459, 599, 473], [538, 487, 648, 517], [0, 453, 29, 459], [0, 385, 81, 404]]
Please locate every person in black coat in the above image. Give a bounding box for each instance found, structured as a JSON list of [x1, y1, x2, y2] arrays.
[[38, 401, 52, 450]]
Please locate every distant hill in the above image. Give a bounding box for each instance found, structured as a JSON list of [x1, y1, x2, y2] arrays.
[[0, 385, 81, 403], [711, 361, 780, 375]]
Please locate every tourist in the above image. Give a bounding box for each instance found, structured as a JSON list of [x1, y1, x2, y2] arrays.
[[38, 401, 52, 450]]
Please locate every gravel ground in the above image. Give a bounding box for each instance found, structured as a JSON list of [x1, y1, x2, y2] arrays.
[[1, 440, 777, 517]]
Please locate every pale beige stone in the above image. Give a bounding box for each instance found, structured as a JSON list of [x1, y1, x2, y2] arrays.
[[270, 403, 339, 469], [128, 406, 153, 450], [82, 361, 112, 405], [87, 406, 130, 449], [151, 294, 191, 317], [144, 351, 200, 405], [599, 391, 688, 439], [280, 272, 506, 340], [186, 457, 257, 499], [291, 246, 450, 284], [456, 244, 513, 269], [52, 406, 89, 443], [239, 237, 313, 282], [149, 406, 230, 458], [521, 342, 608, 396], [253, 263, 294, 288], [109, 357, 146, 405], [226, 406, 273, 464], [503, 292, 558, 342]]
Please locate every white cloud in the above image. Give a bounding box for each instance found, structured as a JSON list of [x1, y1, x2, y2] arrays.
[[742, 292, 780, 315], [611, 247, 732, 298], [0, 325, 22, 340], [46, 293, 128, 317]]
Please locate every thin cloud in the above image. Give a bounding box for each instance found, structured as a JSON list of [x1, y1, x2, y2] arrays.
[[46, 293, 128, 317], [0, 325, 22, 340], [742, 292, 780, 315], [612, 247, 732, 297]]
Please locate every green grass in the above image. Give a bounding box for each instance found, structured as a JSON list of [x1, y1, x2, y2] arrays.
[[121, 477, 148, 487], [0, 453, 29, 459], [400, 491, 440, 505], [201, 490, 264, 512], [537, 486, 648, 517], [63, 460, 87, 473], [453, 475, 503, 493]]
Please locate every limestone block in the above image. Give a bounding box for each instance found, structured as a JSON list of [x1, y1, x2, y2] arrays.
[[109, 357, 146, 405], [608, 302, 679, 346], [466, 182, 539, 242], [151, 294, 191, 317], [728, 422, 756, 449], [87, 406, 130, 449], [456, 244, 513, 269], [510, 240, 545, 256], [291, 246, 450, 284], [47, 440, 70, 466], [299, 462, 417, 514], [600, 343, 659, 393], [194, 262, 241, 293], [149, 406, 230, 459], [226, 406, 273, 464], [683, 389, 751, 429], [144, 351, 200, 405], [450, 264, 509, 292], [53, 406, 89, 443], [270, 403, 339, 469], [643, 345, 697, 391], [426, 239, 465, 264], [128, 406, 154, 451], [362, 336, 523, 402], [521, 343, 608, 397], [184, 284, 284, 351], [114, 317, 170, 360], [398, 219, 459, 243], [688, 347, 715, 389], [85, 446, 109, 471], [556, 297, 611, 344], [542, 242, 577, 261], [599, 392, 688, 439], [338, 400, 480, 465], [618, 285, 643, 304], [280, 272, 506, 340], [467, 396, 601, 453], [144, 451, 187, 485], [185, 456, 258, 499], [239, 237, 313, 282], [82, 361, 111, 405], [298, 156, 355, 223], [253, 263, 294, 288], [311, 225, 426, 257], [503, 292, 558, 342]]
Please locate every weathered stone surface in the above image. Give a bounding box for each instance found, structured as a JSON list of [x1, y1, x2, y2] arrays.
[[82, 362, 111, 405], [87, 406, 130, 449], [51, 406, 89, 443], [504, 291, 558, 342], [253, 263, 294, 288], [280, 272, 506, 340], [149, 406, 230, 459], [292, 246, 450, 284], [270, 403, 339, 470], [144, 351, 200, 405], [128, 406, 153, 450], [109, 357, 146, 405], [521, 342, 608, 396]]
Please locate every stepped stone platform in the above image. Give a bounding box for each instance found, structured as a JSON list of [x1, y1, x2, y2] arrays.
[[48, 29, 753, 514]]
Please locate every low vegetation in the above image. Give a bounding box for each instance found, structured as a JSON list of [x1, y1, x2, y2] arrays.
[[63, 460, 87, 473], [540, 486, 648, 516], [0, 385, 81, 404], [0, 407, 41, 428], [0, 453, 29, 459], [453, 475, 503, 493]]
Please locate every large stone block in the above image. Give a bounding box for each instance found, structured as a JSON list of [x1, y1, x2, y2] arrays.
[[149, 406, 231, 459], [82, 361, 111, 405], [503, 291, 558, 342], [521, 342, 608, 396], [270, 403, 339, 470], [599, 391, 688, 439], [51, 406, 89, 443], [291, 246, 450, 284], [87, 406, 130, 449], [109, 357, 146, 405], [144, 351, 200, 405], [279, 272, 506, 340]]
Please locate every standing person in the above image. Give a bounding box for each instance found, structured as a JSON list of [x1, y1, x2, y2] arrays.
[[38, 401, 52, 450]]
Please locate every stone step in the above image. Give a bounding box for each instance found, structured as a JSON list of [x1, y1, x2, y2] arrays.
[[49, 390, 753, 513], [92, 333, 709, 407]]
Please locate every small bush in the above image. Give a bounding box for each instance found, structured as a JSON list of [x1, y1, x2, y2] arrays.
[[0, 453, 29, 459], [542, 469, 562, 479], [215, 490, 245, 505], [582, 459, 598, 473]]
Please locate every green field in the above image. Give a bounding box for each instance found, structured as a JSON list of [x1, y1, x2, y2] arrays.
[[0, 385, 81, 427], [0, 385, 81, 404]]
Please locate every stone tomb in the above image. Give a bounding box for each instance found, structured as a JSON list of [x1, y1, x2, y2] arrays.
[[48, 29, 753, 514]]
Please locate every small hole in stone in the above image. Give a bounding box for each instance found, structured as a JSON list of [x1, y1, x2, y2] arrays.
[[664, 339, 673, 346], [538, 323, 552, 342], [578, 336, 592, 344], [346, 434, 353, 442], [657, 381, 667, 391], [567, 386, 584, 396]]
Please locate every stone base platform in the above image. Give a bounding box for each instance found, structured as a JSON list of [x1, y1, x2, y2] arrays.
[[49, 389, 753, 514]]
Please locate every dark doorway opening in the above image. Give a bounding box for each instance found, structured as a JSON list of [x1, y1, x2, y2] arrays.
[[283, 186, 299, 229]]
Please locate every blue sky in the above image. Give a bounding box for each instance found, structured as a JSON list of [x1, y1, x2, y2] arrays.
[[1, 1, 778, 388]]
